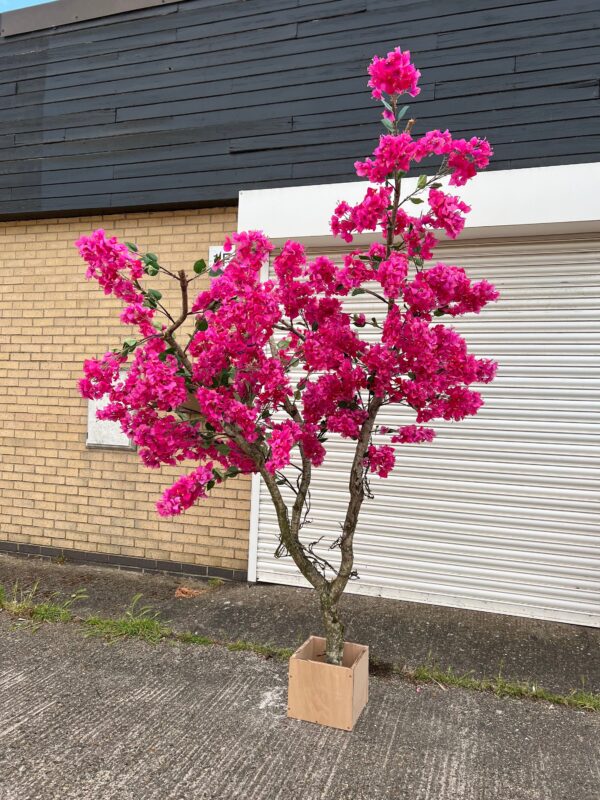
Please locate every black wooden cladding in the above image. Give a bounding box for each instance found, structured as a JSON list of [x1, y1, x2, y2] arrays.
[[0, 0, 599, 219]]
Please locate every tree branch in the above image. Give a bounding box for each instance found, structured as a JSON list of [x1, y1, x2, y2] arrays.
[[163, 270, 194, 374], [330, 396, 383, 602]]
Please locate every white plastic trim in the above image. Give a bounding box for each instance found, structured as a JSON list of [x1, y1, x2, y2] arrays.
[[238, 162, 600, 244], [247, 473, 262, 583]]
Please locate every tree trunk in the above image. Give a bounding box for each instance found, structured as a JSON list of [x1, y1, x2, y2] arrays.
[[319, 590, 345, 665]]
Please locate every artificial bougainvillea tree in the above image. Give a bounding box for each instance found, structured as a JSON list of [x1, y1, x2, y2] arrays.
[[78, 47, 498, 665]]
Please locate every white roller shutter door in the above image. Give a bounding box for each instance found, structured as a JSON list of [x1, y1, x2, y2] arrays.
[[253, 235, 600, 626]]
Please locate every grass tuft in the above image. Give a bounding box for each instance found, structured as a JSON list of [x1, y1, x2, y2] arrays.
[[404, 664, 600, 712], [176, 632, 214, 646], [84, 594, 170, 644], [0, 581, 86, 624]]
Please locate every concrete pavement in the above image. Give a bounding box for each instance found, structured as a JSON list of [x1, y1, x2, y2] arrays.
[[1, 617, 599, 800]]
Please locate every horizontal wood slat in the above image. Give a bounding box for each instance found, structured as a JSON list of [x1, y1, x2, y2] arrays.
[[0, 0, 599, 218]]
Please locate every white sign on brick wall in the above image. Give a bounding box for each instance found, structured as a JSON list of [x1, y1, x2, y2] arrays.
[[86, 375, 132, 449]]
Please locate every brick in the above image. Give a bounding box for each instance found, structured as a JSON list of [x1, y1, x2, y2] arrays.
[[0, 207, 251, 572]]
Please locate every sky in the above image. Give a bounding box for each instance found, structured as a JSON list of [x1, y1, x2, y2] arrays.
[[0, 0, 55, 11]]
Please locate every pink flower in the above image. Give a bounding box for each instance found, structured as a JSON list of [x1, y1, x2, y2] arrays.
[[331, 186, 393, 243], [79, 351, 124, 400], [157, 464, 216, 516], [427, 188, 471, 239], [355, 134, 415, 182], [377, 251, 408, 299], [404, 263, 499, 317], [367, 47, 421, 99], [448, 137, 493, 186], [77, 229, 143, 303], [265, 421, 302, 473], [120, 302, 157, 336], [299, 424, 326, 467], [228, 230, 273, 269], [367, 445, 396, 478], [391, 425, 436, 444]]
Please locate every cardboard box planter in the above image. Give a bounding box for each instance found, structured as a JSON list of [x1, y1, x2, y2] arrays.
[[287, 636, 369, 731]]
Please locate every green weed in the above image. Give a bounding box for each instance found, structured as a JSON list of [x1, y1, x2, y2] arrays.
[[0, 580, 86, 624], [84, 594, 170, 643], [405, 664, 600, 712], [176, 632, 214, 646]]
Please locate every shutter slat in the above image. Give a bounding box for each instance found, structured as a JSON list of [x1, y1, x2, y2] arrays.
[[254, 235, 600, 627]]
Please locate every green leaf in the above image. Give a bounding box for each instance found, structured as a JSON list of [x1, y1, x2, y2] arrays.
[[225, 466, 240, 478], [381, 97, 393, 113], [351, 288, 366, 296], [430, 182, 442, 189], [382, 117, 395, 133], [193, 259, 207, 275], [125, 242, 138, 252], [417, 174, 428, 190], [158, 347, 175, 362], [147, 288, 162, 301], [215, 442, 230, 456], [146, 253, 158, 262], [196, 316, 208, 332], [215, 366, 234, 387], [410, 197, 424, 204], [277, 339, 290, 350], [124, 337, 137, 347], [145, 265, 159, 276], [208, 268, 223, 278], [397, 104, 409, 120]]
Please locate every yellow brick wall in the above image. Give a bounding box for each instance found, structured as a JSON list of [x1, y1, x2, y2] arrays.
[[0, 207, 252, 572]]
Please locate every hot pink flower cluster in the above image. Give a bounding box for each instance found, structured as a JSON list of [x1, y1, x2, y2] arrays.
[[354, 131, 491, 189], [367, 47, 421, 99], [331, 186, 392, 242], [76, 229, 143, 302], [156, 463, 217, 517], [366, 445, 396, 478], [78, 46, 498, 517]]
